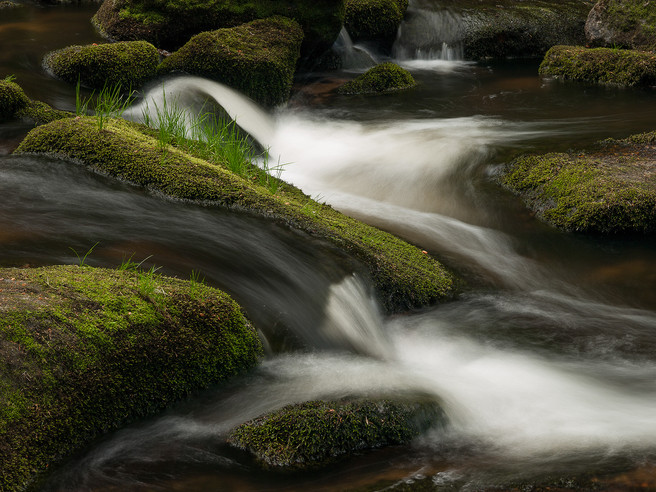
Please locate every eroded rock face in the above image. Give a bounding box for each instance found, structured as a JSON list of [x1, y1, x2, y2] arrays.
[[227, 398, 445, 470], [586, 0, 656, 49]]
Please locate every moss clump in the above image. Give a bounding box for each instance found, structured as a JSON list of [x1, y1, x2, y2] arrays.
[[0, 78, 30, 120], [539, 45, 656, 87], [0, 264, 261, 491], [15, 116, 458, 312], [499, 132, 656, 234], [344, 0, 407, 49], [227, 399, 444, 470], [92, 0, 344, 64], [586, 0, 656, 49], [337, 62, 415, 95], [43, 41, 159, 89], [157, 17, 303, 107]]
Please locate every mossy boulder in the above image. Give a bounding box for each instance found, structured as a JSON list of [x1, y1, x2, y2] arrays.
[[586, 0, 656, 49], [227, 398, 444, 470], [427, 0, 592, 60], [0, 77, 71, 125], [344, 0, 408, 51], [157, 17, 303, 107], [337, 62, 415, 94], [498, 132, 656, 235], [539, 45, 656, 87], [92, 0, 344, 64], [0, 265, 262, 491], [0, 1, 19, 8], [14, 116, 458, 312], [43, 40, 159, 90]]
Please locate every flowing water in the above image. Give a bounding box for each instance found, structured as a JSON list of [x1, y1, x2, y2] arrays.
[[2, 2, 656, 490]]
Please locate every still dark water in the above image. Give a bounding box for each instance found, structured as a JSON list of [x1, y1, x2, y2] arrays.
[[2, 2, 656, 491]]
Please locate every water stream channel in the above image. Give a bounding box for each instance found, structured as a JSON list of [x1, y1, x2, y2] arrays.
[[2, 2, 656, 490]]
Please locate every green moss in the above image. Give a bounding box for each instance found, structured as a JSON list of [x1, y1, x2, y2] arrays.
[[603, 0, 656, 37], [157, 17, 303, 107], [44, 41, 159, 89], [344, 0, 406, 47], [0, 265, 261, 491], [0, 78, 30, 120], [227, 398, 443, 470], [337, 62, 415, 95], [499, 132, 656, 234], [15, 116, 458, 312], [93, 0, 344, 63], [539, 45, 656, 87]]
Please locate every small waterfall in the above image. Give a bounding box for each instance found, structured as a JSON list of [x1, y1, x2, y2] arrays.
[[332, 27, 379, 70], [393, 6, 466, 67]]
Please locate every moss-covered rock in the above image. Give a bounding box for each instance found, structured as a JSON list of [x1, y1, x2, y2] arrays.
[[586, 0, 656, 49], [43, 40, 159, 90], [227, 398, 444, 470], [157, 17, 303, 107], [0, 77, 71, 125], [344, 0, 408, 51], [337, 62, 415, 94], [539, 45, 656, 87], [14, 116, 458, 312], [0, 1, 19, 8], [498, 132, 656, 235], [0, 264, 262, 491], [92, 0, 344, 64], [425, 0, 592, 60]]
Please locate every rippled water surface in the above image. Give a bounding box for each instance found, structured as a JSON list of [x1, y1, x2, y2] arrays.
[[2, 2, 656, 490]]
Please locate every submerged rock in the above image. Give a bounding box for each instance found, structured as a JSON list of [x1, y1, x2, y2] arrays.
[[344, 0, 409, 51], [227, 398, 444, 470], [586, 0, 656, 49], [14, 116, 459, 312], [92, 0, 344, 64], [498, 132, 656, 235], [337, 62, 415, 94], [44, 40, 159, 89], [157, 17, 303, 108], [0, 265, 262, 491]]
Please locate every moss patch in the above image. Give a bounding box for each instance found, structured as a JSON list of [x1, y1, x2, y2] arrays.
[[498, 131, 656, 234], [344, 0, 407, 49], [14, 116, 458, 312], [43, 40, 159, 90], [157, 17, 303, 107], [337, 62, 415, 94], [0, 77, 71, 125], [539, 45, 656, 87], [227, 398, 443, 470], [0, 264, 261, 491], [92, 0, 344, 64], [586, 0, 656, 49]]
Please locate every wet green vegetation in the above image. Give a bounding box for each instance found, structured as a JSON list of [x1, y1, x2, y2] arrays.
[[337, 62, 415, 94], [344, 0, 408, 49]]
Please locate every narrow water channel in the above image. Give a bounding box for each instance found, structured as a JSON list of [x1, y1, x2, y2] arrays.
[[2, 2, 656, 490]]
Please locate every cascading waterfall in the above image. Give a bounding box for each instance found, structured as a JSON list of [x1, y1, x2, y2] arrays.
[[332, 27, 380, 70]]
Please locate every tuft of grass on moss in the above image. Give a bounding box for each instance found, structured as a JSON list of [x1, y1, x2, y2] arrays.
[[0, 264, 262, 492], [539, 45, 656, 87], [498, 131, 656, 235], [43, 41, 159, 90], [227, 398, 444, 470], [337, 62, 415, 95], [14, 116, 458, 312], [157, 16, 303, 107]]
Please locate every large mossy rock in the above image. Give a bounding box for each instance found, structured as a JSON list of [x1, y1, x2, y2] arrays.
[[157, 17, 303, 107], [423, 0, 592, 60], [586, 0, 656, 49], [337, 62, 415, 94], [44, 40, 159, 89], [0, 265, 262, 491], [92, 0, 344, 64], [227, 399, 444, 470], [0, 78, 70, 125], [14, 116, 458, 312], [539, 45, 656, 87], [344, 0, 408, 51], [498, 132, 656, 235]]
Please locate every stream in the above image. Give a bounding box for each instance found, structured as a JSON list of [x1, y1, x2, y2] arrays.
[[2, 2, 656, 490]]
